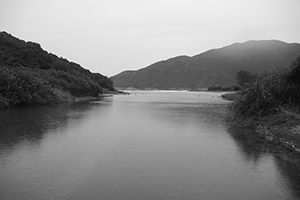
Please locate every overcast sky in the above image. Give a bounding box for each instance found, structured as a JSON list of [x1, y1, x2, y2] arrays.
[[1, 0, 300, 77]]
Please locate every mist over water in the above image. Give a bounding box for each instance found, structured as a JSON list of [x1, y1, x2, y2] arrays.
[[1, 91, 300, 200]]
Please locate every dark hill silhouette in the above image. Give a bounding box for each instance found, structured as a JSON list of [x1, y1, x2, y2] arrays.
[[0, 31, 114, 108], [111, 40, 300, 89]]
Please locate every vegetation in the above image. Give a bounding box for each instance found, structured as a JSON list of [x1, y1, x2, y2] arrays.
[[208, 70, 257, 92], [227, 56, 300, 151], [0, 66, 55, 107], [235, 70, 258, 87], [208, 84, 241, 91], [229, 56, 300, 121], [0, 31, 114, 108]]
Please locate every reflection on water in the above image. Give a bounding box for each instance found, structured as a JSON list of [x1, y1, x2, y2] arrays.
[[227, 127, 300, 200], [275, 150, 300, 199], [227, 127, 273, 164], [0, 102, 93, 154], [1, 91, 300, 200]]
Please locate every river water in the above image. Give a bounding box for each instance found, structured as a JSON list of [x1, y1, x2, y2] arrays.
[[0, 91, 300, 200]]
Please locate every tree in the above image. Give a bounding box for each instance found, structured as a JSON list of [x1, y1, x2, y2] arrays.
[[235, 70, 257, 87]]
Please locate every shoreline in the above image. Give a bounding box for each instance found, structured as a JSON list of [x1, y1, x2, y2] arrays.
[[0, 89, 124, 109], [222, 92, 300, 154], [227, 112, 300, 154], [255, 112, 300, 153]]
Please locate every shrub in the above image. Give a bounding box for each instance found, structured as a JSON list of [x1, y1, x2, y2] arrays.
[[229, 55, 300, 119], [0, 66, 55, 106]]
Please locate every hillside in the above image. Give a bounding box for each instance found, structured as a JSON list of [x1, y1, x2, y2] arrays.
[[0, 31, 114, 108], [111, 40, 300, 90]]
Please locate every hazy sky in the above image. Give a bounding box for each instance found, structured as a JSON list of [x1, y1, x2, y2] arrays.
[[1, 0, 300, 77]]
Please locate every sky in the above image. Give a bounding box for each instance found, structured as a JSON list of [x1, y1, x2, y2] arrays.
[[1, 0, 300, 77]]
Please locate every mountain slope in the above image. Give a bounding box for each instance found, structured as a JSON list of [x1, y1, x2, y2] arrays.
[[0, 31, 114, 107], [111, 40, 300, 89]]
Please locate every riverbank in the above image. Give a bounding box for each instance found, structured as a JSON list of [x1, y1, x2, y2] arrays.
[[53, 88, 126, 103], [223, 92, 300, 153], [255, 111, 300, 153], [222, 55, 300, 153], [0, 88, 125, 109]]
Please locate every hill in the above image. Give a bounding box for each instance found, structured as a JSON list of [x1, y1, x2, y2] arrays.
[[0, 31, 114, 108], [111, 40, 300, 90]]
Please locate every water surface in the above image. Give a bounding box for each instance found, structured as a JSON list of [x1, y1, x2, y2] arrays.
[[1, 91, 300, 200]]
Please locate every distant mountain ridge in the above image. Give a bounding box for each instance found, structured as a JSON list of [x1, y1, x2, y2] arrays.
[[111, 40, 300, 89]]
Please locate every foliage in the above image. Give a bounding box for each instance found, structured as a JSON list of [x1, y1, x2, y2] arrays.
[[208, 85, 223, 91], [0, 31, 114, 107], [0, 66, 55, 107], [229, 55, 300, 120], [235, 70, 258, 87], [208, 84, 241, 91]]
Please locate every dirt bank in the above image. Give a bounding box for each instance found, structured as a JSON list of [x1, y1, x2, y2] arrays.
[[256, 111, 300, 153]]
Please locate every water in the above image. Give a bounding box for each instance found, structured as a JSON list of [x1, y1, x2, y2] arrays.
[[0, 91, 300, 200]]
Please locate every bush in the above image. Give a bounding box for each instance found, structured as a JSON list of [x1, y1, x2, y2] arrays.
[[235, 70, 258, 87], [229, 83, 278, 118], [0, 66, 55, 107], [229, 55, 300, 119]]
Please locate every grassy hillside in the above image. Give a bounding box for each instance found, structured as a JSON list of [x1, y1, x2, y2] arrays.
[[0, 32, 114, 108], [111, 40, 300, 89]]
